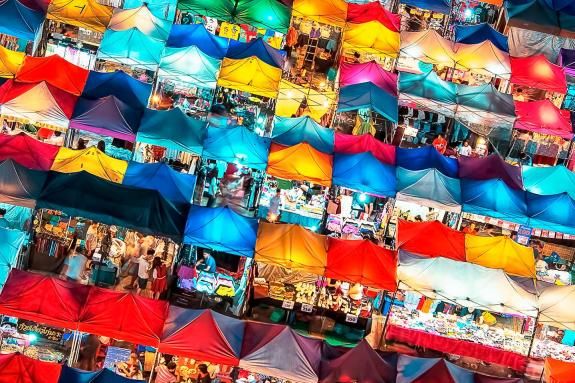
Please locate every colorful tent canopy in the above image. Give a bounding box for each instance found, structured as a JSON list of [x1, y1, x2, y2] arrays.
[[123, 162, 196, 205], [47, 0, 113, 33], [97, 29, 165, 69], [339, 61, 398, 96], [0, 0, 45, 41], [78, 287, 169, 346], [400, 29, 455, 68], [454, 41, 511, 78], [292, 0, 348, 27], [15, 55, 89, 96], [58, 365, 143, 383], [0, 159, 47, 208], [396, 355, 474, 383], [160, 308, 244, 365], [400, 0, 451, 14], [51, 147, 128, 183], [217, 57, 281, 98], [137, 108, 206, 154], [202, 126, 271, 171], [255, 222, 327, 275], [184, 205, 258, 257], [526, 192, 575, 234], [326, 238, 397, 291], [454, 23, 509, 52], [0, 133, 59, 171], [396, 145, 459, 178], [514, 100, 573, 139], [0, 352, 62, 383], [461, 179, 528, 224], [337, 82, 398, 123], [558, 48, 575, 78], [0, 228, 26, 288], [396, 167, 462, 212], [346, 2, 400, 32], [240, 321, 322, 383], [396, 220, 466, 262], [226, 38, 285, 69], [398, 71, 458, 117], [82, 70, 152, 110], [122, 0, 176, 20], [465, 235, 536, 278], [455, 83, 516, 127], [334, 133, 395, 165], [539, 285, 575, 330], [544, 358, 575, 383], [267, 143, 333, 187], [37, 171, 186, 237], [0, 269, 90, 329], [332, 152, 396, 198], [166, 24, 229, 58], [272, 116, 334, 154], [458, 154, 523, 190], [70, 96, 142, 141], [510, 55, 567, 94], [398, 251, 538, 316], [159, 46, 221, 88], [505, 0, 575, 38], [343, 21, 400, 59], [108, 4, 172, 40], [522, 165, 575, 199], [0, 45, 25, 78]]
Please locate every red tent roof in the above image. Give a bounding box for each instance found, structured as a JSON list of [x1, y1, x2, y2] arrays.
[[78, 287, 169, 346], [0, 79, 78, 118], [326, 238, 397, 291], [514, 99, 573, 139], [0, 353, 62, 383], [0, 270, 89, 330], [396, 220, 466, 261], [0, 133, 59, 170], [334, 133, 396, 165], [15, 55, 89, 96], [346, 2, 400, 32], [510, 55, 567, 94]]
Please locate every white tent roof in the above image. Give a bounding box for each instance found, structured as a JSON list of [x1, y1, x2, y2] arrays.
[[539, 285, 575, 331]]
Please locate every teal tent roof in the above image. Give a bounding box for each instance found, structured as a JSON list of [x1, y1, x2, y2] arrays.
[[97, 28, 166, 69], [397, 167, 461, 211], [337, 82, 398, 123], [202, 126, 271, 170], [522, 165, 575, 199], [272, 116, 334, 153], [159, 45, 221, 88]]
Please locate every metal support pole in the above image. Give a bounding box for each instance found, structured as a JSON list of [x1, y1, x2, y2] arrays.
[[148, 350, 160, 383]]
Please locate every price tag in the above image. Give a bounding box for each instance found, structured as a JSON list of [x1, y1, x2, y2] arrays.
[[301, 303, 313, 313], [345, 314, 358, 323], [282, 300, 295, 310]]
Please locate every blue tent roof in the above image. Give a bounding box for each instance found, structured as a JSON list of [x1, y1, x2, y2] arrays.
[[454, 23, 509, 52], [123, 162, 196, 206], [396, 167, 461, 210], [456, 83, 516, 117], [58, 365, 144, 383], [333, 153, 397, 198], [202, 126, 271, 170], [82, 70, 152, 110], [396, 145, 459, 178], [337, 82, 399, 123], [0, 0, 45, 40], [272, 116, 334, 153], [166, 24, 229, 59], [184, 205, 258, 257], [0, 228, 25, 289], [226, 38, 285, 68], [399, 71, 458, 105], [400, 0, 451, 14], [461, 179, 529, 224], [137, 108, 206, 154], [97, 29, 165, 69], [527, 192, 575, 234], [506, 0, 575, 37], [522, 165, 575, 199]]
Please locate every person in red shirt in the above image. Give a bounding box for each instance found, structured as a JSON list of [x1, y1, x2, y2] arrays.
[[432, 133, 447, 154]]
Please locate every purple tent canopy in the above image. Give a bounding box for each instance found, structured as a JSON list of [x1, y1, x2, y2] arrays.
[[458, 154, 523, 190], [559, 48, 575, 77]]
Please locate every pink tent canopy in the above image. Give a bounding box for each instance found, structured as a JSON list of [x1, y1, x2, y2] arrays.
[[346, 1, 400, 32], [514, 100, 573, 139], [510, 55, 567, 94], [334, 133, 395, 165], [339, 61, 398, 96]]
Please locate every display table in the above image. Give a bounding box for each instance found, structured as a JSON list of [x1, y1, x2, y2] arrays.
[[386, 324, 528, 371], [258, 206, 322, 228]]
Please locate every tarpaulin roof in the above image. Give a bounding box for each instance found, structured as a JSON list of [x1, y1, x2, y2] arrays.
[[343, 21, 400, 59], [396, 145, 459, 178], [166, 24, 229, 58], [454, 23, 509, 52], [255, 222, 327, 275], [0, 159, 46, 208], [123, 0, 177, 20], [15, 55, 89, 96], [272, 116, 334, 153], [275, 80, 337, 122], [526, 192, 575, 234], [465, 235, 536, 278], [79, 287, 169, 346], [240, 321, 322, 383], [346, 2, 400, 32], [398, 71, 457, 117], [458, 154, 523, 190], [396, 355, 474, 383], [58, 365, 143, 383], [334, 133, 395, 165], [184, 205, 258, 257], [267, 142, 333, 187], [202, 125, 271, 171], [160, 308, 244, 365], [539, 285, 575, 330], [454, 41, 511, 78], [123, 162, 196, 205], [0, 45, 25, 78], [47, 0, 113, 33], [522, 165, 575, 199], [51, 147, 128, 183], [217, 57, 281, 98], [0, 353, 62, 383], [0, 269, 90, 329], [292, 0, 348, 27], [0, 133, 59, 171], [544, 358, 575, 383], [0, 228, 25, 289], [514, 99, 573, 139], [337, 82, 399, 123], [510, 55, 567, 94], [37, 171, 186, 237], [505, 0, 575, 38], [97, 29, 165, 69], [159, 45, 220, 88], [396, 167, 462, 212], [454, 83, 516, 128], [400, 29, 455, 67], [108, 4, 172, 40], [0, 0, 45, 41], [461, 179, 528, 224], [339, 61, 398, 96], [559, 48, 575, 78], [326, 238, 397, 291], [70, 96, 142, 141], [400, 0, 451, 14], [226, 38, 285, 69], [82, 70, 152, 110], [332, 152, 396, 197], [137, 107, 206, 154], [398, 251, 538, 316], [396, 220, 466, 262]]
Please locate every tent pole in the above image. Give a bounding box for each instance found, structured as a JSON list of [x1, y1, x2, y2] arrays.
[[148, 350, 160, 383], [526, 310, 540, 359], [379, 281, 400, 348]]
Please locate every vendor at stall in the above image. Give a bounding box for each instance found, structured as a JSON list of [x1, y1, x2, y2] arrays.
[[196, 252, 217, 273]]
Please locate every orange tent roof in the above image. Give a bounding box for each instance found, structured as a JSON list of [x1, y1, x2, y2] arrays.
[[15, 55, 89, 96], [545, 358, 575, 383], [266, 142, 333, 187]]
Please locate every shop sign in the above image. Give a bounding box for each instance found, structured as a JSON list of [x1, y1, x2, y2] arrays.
[[301, 304, 313, 313], [281, 300, 295, 310], [516, 225, 532, 245], [345, 314, 358, 324], [16, 321, 64, 342]]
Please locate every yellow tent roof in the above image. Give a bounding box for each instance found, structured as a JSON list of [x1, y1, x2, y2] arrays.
[[454, 41, 511, 78], [292, 0, 348, 27], [465, 235, 536, 278], [51, 146, 128, 183], [267, 142, 333, 187], [275, 80, 337, 122], [255, 222, 327, 275], [217, 57, 281, 99], [400, 29, 456, 68], [0, 45, 24, 78], [343, 21, 400, 59], [47, 0, 113, 33]]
